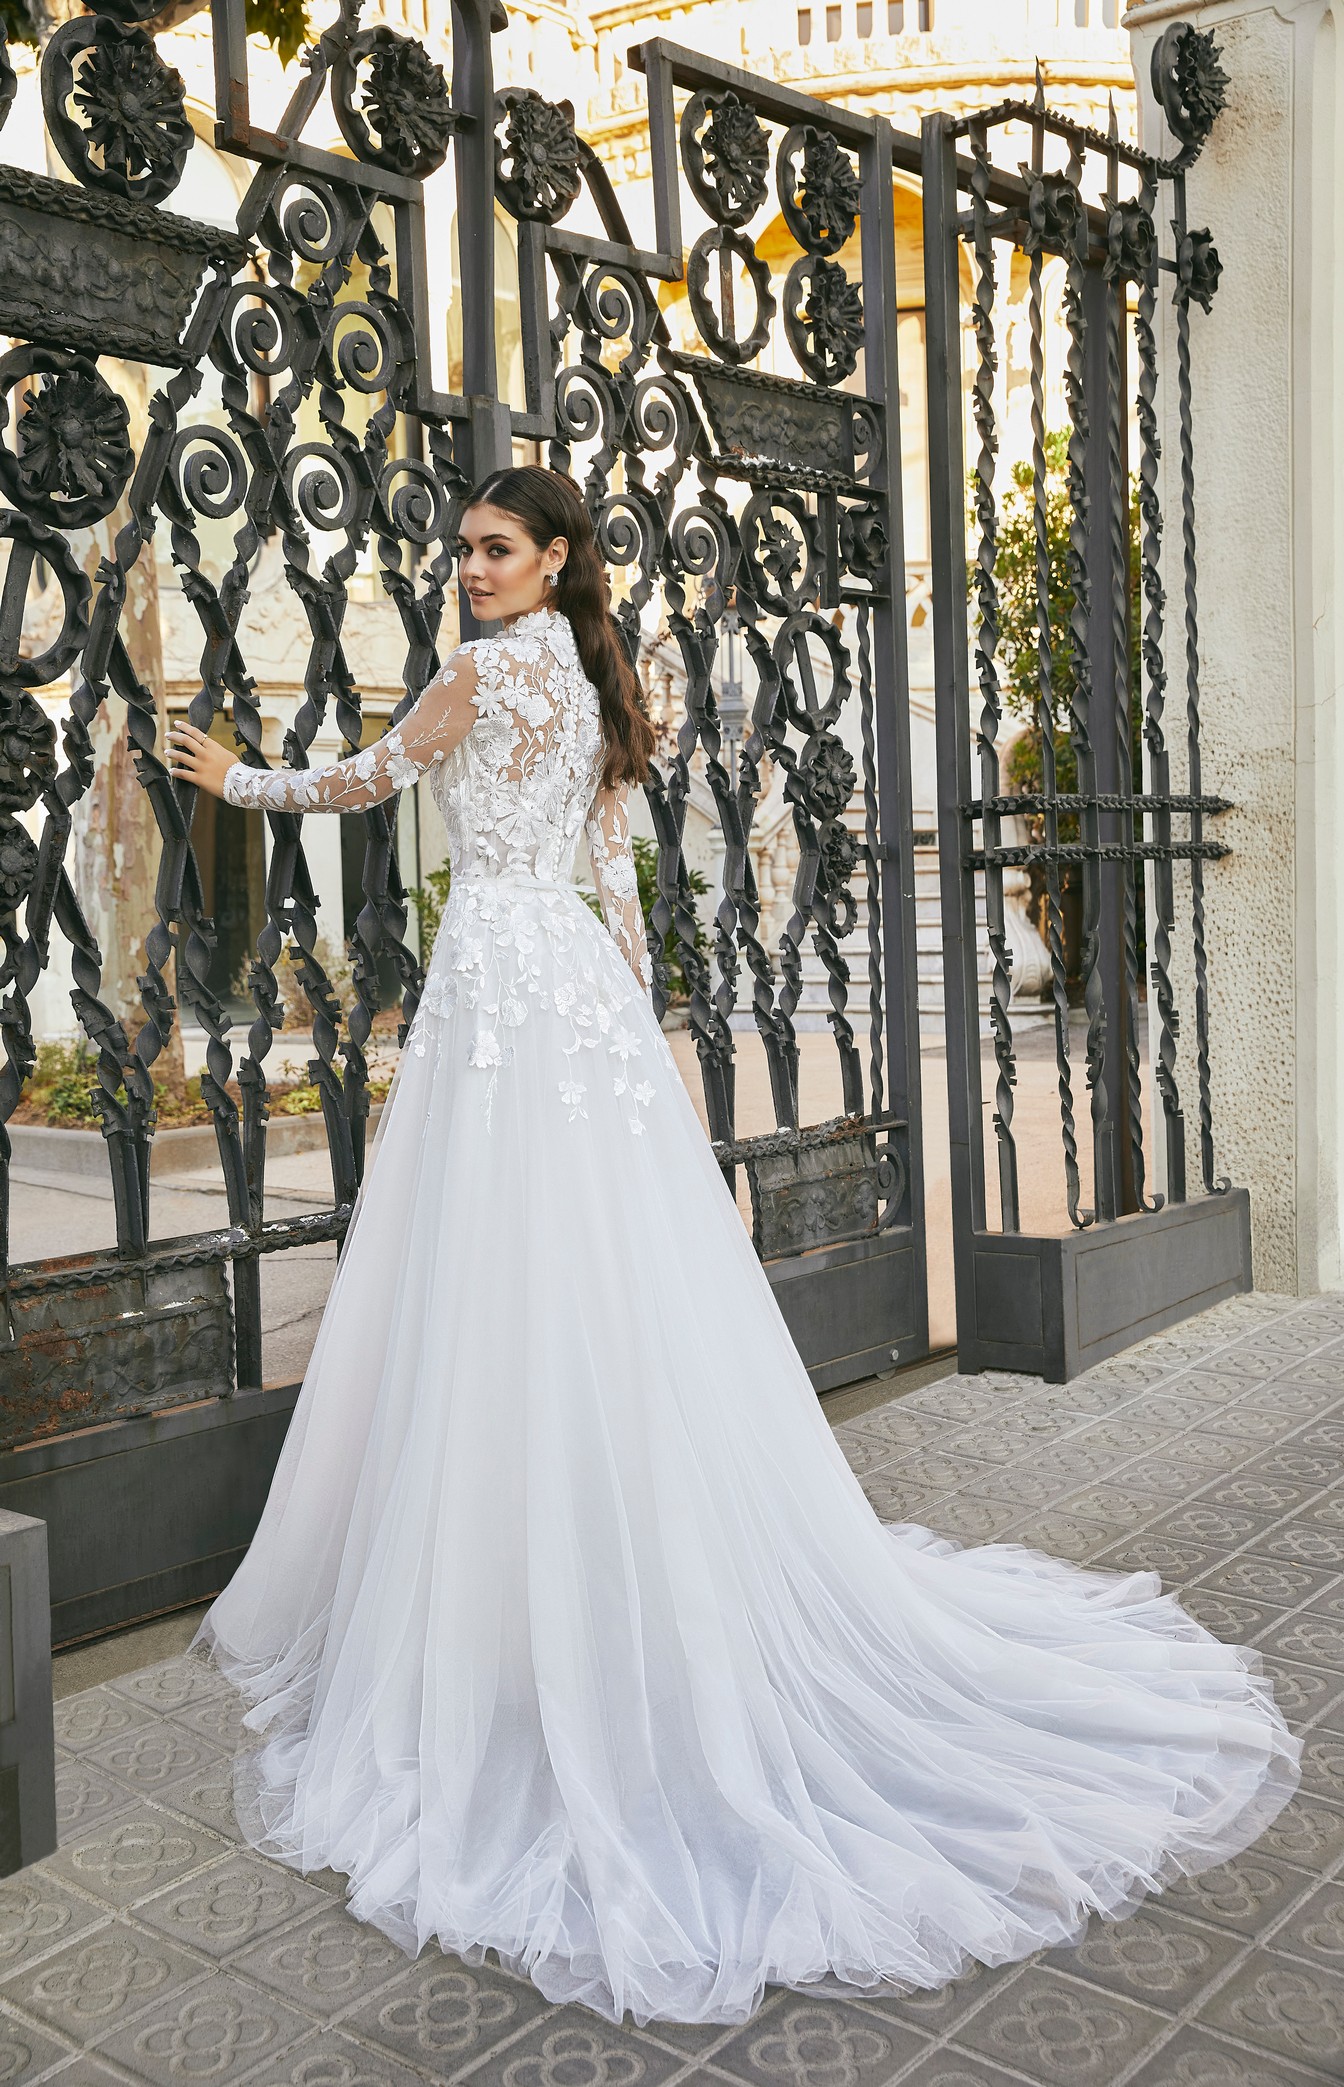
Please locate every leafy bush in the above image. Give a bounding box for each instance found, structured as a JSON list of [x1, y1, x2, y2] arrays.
[[31, 1040, 100, 1126], [231, 936, 355, 1028]]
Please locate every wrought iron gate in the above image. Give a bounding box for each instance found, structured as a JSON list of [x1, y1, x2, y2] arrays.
[[921, 30, 1245, 1380], [0, 0, 1239, 1631]]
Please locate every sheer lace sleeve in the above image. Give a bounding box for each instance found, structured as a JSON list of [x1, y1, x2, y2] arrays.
[[585, 781, 653, 995], [223, 651, 481, 813]]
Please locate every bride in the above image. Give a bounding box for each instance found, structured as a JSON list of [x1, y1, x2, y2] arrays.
[[166, 464, 1299, 2029]]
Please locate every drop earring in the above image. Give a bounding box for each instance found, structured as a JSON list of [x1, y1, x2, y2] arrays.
[[547, 572, 558, 588]]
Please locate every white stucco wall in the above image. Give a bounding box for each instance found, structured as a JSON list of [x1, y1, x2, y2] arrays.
[[1127, 0, 1342, 1291]]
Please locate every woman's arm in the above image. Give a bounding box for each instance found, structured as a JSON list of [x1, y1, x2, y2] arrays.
[[166, 652, 481, 811], [585, 779, 653, 994]]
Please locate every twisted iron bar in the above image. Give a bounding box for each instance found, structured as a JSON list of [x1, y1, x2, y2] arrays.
[[1174, 174, 1222, 1195], [1027, 239, 1083, 1228], [1133, 184, 1186, 1201], [969, 124, 1018, 1230], [1103, 197, 1149, 1212], [1060, 171, 1113, 1222], [857, 602, 884, 1118]]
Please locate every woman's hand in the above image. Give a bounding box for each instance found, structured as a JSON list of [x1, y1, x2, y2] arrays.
[[166, 722, 238, 799]]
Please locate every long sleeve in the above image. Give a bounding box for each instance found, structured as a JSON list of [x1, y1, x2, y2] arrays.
[[223, 651, 481, 813], [585, 780, 653, 995]]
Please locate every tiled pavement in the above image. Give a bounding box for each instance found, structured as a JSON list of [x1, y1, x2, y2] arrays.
[[5, 1290, 1344, 2087]]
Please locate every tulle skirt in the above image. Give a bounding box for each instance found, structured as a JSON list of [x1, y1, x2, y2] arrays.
[[196, 876, 1300, 2027]]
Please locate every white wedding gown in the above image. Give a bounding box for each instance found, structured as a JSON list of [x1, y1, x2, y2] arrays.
[[198, 606, 1299, 2027]]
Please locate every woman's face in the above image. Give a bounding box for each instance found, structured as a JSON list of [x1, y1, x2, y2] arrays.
[[456, 503, 566, 625]]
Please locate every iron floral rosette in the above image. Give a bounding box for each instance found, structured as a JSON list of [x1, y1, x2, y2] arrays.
[[1151, 23, 1229, 161], [776, 125, 860, 258], [332, 27, 456, 180], [494, 88, 582, 224], [42, 14, 191, 207], [0, 347, 133, 530], [681, 89, 770, 229]]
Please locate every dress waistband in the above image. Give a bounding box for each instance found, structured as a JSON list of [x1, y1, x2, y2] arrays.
[[451, 872, 585, 894]]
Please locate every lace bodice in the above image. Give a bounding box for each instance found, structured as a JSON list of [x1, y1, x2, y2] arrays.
[[222, 609, 651, 992]]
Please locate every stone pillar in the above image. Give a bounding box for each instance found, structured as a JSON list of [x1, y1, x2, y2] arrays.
[[1125, 0, 1341, 1293]]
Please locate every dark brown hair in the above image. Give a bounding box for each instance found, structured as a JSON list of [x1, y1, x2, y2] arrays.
[[466, 465, 655, 791]]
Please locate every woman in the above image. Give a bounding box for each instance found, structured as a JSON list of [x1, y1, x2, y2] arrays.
[[168, 465, 1298, 2029]]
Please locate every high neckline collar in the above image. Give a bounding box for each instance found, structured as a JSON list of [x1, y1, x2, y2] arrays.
[[501, 605, 566, 638]]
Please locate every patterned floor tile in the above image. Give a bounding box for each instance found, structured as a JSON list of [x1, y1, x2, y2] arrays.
[[1249, 1659, 1342, 1731], [1144, 1504, 1266, 1550], [874, 1453, 996, 1498], [94, 1971, 313, 2085], [1241, 1797, 1344, 1874], [0, 1927, 207, 2044], [0, 1872, 105, 1980], [338, 1957, 550, 2075], [1249, 1523, 1344, 1571], [1191, 1560, 1338, 1610], [1240, 1448, 1339, 1493], [1263, 1880, 1344, 1977], [886, 2053, 1027, 2087], [917, 1499, 1023, 1545], [231, 1911, 415, 2023], [839, 1436, 903, 1482], [1052, 1483, 1173, 1529], [1089, 1537, 1223, 1585], [1180, 1591, 1284, 1646], [839, 1958, 1004, 2039], [1161, 1853, 1316, 1938], [1044, 1907, 1243, 2012], [951, 1965, 1168, 2087], [1253, 1614, 1344, 1676], [697, 1999, 924, 2087], [1000, 1513, 1125, 1562], [1195, 1956, 1344, 2076], [155, 1759, 247, 1846], [1296, 1725, 1344, 1806], [55, 1758, 141, 1846], [235, 2026, 440, 2086], [136, 1854, 332, 1963], [1123, 2021, 1337, 2085], [55, 1695, 159, 1760], [164, 1692, 249, 1752], [109, 1661, 230, 1721], [47, 1814, 232, 1912], [0, 2007, 75, 2084], [84, 1724, 227, 1800]]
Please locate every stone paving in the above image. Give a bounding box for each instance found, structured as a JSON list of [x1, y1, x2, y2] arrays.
[[4, 1289, 1344, 2087]]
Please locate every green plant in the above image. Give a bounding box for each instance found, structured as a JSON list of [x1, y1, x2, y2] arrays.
[[5, 0, 310, 57], [32, 1039, 100, 1126], [406, 862, 454, 958], [968, 436, 1148, 993], [970, 432, 1143, 817], [231, 936, 355, 1028]]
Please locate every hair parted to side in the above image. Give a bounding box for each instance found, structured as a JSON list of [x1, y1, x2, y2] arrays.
[[466, 465, 655, 792]]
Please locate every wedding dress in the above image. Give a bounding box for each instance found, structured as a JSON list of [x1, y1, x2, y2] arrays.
[[197, 605, 1299, 2028]]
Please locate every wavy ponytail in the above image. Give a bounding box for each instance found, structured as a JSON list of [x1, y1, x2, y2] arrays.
[[466, 465, 655, 791]]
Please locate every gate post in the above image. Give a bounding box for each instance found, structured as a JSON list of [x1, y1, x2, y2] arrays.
[[921, 111, 991, 1363]]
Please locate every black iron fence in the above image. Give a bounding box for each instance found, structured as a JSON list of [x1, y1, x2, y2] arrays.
[[0, 0, 1239, 1632]]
